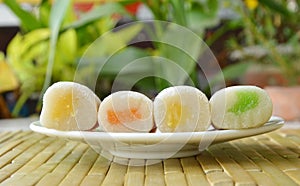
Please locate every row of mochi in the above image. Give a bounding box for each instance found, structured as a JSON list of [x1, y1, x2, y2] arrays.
[[40, 81, 273, 133]]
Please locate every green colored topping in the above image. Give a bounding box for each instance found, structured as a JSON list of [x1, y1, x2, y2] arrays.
[[228, 91, 259, 115]]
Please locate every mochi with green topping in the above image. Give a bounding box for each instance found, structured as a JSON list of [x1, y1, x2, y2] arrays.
[[209, 86, 273, 129]]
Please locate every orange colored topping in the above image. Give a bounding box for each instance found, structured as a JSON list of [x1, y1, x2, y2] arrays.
[[130, 108, 142, 119], [107, 110, 120, 124], [107, 108, 142, 125]]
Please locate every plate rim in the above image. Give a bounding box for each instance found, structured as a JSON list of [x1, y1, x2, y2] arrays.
[[30, 116, 284, 144]]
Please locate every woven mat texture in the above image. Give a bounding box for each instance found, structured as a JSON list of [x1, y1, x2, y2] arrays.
[[0, 129, 299, 186]]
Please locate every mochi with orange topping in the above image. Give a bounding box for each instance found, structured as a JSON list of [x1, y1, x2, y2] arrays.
[[98, 91, 154, 132], [40, 81, 100, 131], [154, 86, 211, 132]]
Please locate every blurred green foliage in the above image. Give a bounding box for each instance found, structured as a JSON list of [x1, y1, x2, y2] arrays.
[[4, 0, 131, 115], [223, 0, 300, 85], [4, 0, 221, 116]]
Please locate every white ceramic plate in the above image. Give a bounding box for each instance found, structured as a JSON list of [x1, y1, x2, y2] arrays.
[[30, 116, 284, 160]]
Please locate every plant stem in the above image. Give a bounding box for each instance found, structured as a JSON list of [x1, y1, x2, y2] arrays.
[[12, 91, 31, 117]]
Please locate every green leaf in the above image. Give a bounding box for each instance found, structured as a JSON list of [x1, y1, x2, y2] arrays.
[[142, 0, 167, 20], [187, 0, 220, 33], [211, 62, 251, 84], [7, 29, 50, 88], [19, 29, 50, 56], [0, 58, 19, 93], [157, 24, 203, 85], [3, 0, 42, 32], [106, 23, 143, 54], [56, 29, 77, 64], [64, 3, 129, 30], [74, 22, 145, 89], [170, 0, 187, 26], [41, 0, 71, 96], [85, 23, 143, 56], [258, 0, 291, 17], [101, 47, 150, 75], [39, 0, 52, 27]]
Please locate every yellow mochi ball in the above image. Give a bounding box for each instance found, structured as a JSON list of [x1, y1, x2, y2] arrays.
[[40, 81, 100, 131]]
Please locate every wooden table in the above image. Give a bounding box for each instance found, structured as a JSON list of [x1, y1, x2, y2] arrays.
[[0, 119, 299, 186]]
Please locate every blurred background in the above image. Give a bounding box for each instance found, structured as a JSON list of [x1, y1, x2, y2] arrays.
[[0, 0, 299, 121]]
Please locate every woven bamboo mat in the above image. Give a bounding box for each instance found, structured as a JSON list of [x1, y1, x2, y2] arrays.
[[0, 129, 299, 186]]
